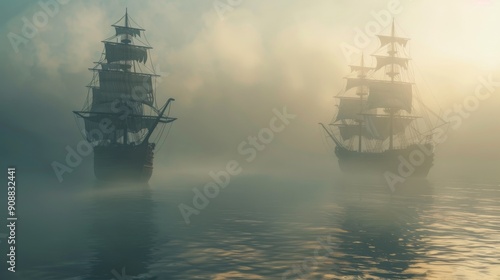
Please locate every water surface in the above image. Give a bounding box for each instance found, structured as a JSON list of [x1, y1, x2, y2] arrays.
[[3, 176, 500, 279]]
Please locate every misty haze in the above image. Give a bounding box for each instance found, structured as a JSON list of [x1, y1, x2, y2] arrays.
[[0, 0, 499, 279]]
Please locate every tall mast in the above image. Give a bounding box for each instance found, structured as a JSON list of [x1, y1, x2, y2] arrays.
[[123, 8, 129, 145], [390, 19, 395, 82], [389, 18, 395, 150], [357, 53, 366, 152], [125, 8, 129, 28]]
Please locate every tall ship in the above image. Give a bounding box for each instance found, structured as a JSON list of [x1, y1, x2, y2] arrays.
[[321, 21, 446, 177], [74, 10, 177, 181]]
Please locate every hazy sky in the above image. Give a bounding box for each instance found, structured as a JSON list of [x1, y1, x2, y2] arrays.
[[0, 0, 499, 184]]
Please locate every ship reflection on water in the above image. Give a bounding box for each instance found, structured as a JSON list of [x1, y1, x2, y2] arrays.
[[327, 179, 434, 279], [84, 182, 159, 280]]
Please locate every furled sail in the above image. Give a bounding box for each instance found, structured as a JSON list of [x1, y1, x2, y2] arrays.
[[366, 80, 412, 112], [335, 97, 366, 121], [97, 71, 154, 106], [104, 42, 149, 63]]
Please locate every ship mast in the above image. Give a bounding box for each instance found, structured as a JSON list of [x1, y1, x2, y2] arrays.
[[357, 53, 367, 152], [389, 19, 396, 150], [125, 8, 129, 28], [123, 8, 130, 145]]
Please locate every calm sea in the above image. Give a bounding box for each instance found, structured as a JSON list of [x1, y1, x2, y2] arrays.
[[2, 175, 500, 279]]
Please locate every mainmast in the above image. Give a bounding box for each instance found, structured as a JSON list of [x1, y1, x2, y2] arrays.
[[389, 19, 396, 150], [125, 8, 129, 28], [357, 54, 367, 152], [123, 8, 130, 145]]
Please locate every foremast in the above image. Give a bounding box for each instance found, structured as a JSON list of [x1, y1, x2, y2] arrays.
[[74, 10, 176, 147]]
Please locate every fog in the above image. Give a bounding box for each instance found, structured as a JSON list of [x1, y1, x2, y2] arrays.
[[1, 0, 499, 185]]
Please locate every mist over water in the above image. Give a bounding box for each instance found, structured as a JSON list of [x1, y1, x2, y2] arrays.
[[1, 175, 498, 279]]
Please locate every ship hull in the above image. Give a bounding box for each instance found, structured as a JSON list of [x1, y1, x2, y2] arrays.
[[93, 143, 155, 182], [335, 144, 434, 177]]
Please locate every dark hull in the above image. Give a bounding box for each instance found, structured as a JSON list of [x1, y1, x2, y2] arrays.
[[93, 143, 155, 182], [335, 144, 434, 177]]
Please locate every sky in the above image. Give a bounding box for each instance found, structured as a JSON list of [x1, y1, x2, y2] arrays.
[[0, 0, 499, 185]]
